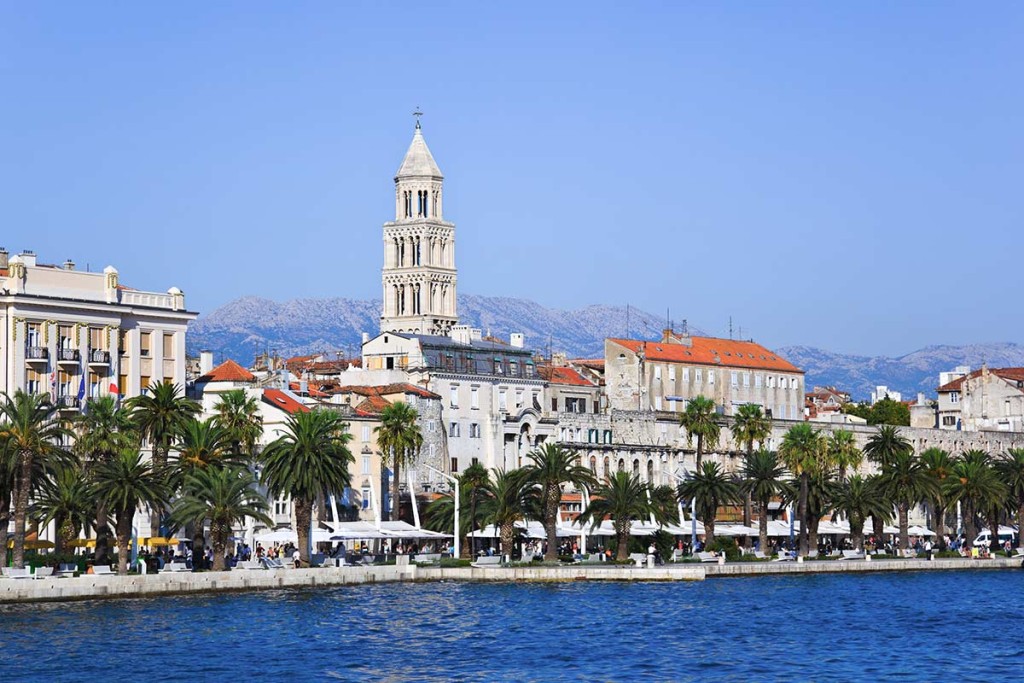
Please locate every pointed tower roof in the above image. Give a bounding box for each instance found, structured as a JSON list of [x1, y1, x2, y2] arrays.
[[396, 121, 443, 179]]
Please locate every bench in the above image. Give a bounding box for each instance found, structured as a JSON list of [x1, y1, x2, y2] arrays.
[[164, 561, 191, 573], [58, 563, 79, 577], [697, 552, 720, 563], [470, 556, 502, 568], [839, 549, 866, 561], [627, 552, 646, 568], [91, 565, 115, 575], [753, 551, 769, 560], [237, 560, 265, 570], [585, 553, 604, 563], [32, 566, 55, 580], [772, 551, 796, 562], [412, 553, 442, 565], [1, 567, 32, 579]]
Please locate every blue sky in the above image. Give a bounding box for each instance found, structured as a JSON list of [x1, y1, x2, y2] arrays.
[[2, 3, 1022, 357]]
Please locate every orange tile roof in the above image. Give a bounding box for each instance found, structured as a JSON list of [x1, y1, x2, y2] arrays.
[[335, 383, 440, 400], [262, 388, 309, 415], [537, 365, 596, 387], [355, 395, 391, 414], [197, 359, 255, 383], [609, 337, 802, 373], [937, 367, 1024, 392]]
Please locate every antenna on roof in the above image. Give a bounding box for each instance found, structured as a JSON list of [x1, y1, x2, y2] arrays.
[[682, 319, 688, 335], [625, 304, 630, 339], [729, 316, 733, 340]]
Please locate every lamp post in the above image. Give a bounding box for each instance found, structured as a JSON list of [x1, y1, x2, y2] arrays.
[[426, 465, 459, 559]]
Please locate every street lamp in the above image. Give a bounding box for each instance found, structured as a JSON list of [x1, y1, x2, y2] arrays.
[[426, 465, 459, 559]]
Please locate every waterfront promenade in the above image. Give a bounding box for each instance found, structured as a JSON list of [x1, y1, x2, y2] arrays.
[[1, 557, 1020, 604]]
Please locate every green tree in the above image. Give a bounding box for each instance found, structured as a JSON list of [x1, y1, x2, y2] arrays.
[[578, 471, 657, 561], [0, 391, 72, 568], [826, 429, 861, 483], [778, 422, 826, 556], [0, 443, 15, 557], [732, 403, 772, 530], [127, 381, 200, 537], [524, 443, 596, 562], [172, 418, 235, 564], [863, 425, 912, 541], [679, 396, 720, 471], [478, 468, 538, 561], [374, 402, 423, 523], [75, 395, 138, 562], [213, 389, 263, 465], [831, 475, 890, 551], [920, 447, 954, 549], [677, 461, 740, 550], [171, 466, 271, 571], [741, 449, 790, 553], [91, 449, 169, 574], [869, 397, 911, 426], [997, 448, 1024, 549], [878, 449, 938, 552], [31, 462, 95, 554], [260, 409, 353, 564], [423, 471, 486, 552], [945, 450, 1005, 548], [459, 461, 490, 558]]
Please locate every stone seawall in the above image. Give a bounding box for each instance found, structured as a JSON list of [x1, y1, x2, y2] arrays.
[[0, 558, 1018, 604]]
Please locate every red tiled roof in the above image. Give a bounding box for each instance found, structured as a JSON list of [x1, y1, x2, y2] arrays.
[[288, 381, 331, 398], [197, 359, 255, 383], [335, 383, 440, 400], [355, 395, 391, 414], [538, 365, 596, 387], [570, 359, 605, 370], [937, 367, 1024, 392], [262, 389, 309, 415], [609, 337, 802, 373]]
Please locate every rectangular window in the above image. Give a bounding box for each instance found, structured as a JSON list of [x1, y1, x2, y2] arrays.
[[428, 444, 435, 458], [654, 396, 663, 410], [449, 386, 459, 407], [950, 392, 959, 404], [428, 420, 435, 433], [471, 386, 479, 409], [743, 373, 750, 387], [26, 323, 40, 348], [731, 372, 738, 387], [450, 422, 460, 437], [26, 368, 41, 395], [470, 423, 481, 438], [140, 331, 152, 357], [90, 327, 104, 350], [362, 488, 370, 510], [603, 430, 612, 444], [708, 370, 715, 385], [942, 415, 956, 426], [58, 325, 72, 350], [682, 368, 689, 382], [117, 329, 128, 356], [551, 397, 558, 411], [362, 456, 371, 475], [499, 390, 507, 411], [361, 425, 371, 441], [755, 374, 763, 388], [695, 369, 702, 383], [162, 332, 174, 359], [450, 457, 459, 473], [509, 360, 518, 376], [668, 366, 676, 381], [654, 366, 661, 381], [493, 359, 503, 374], [515, 390, 524, 409], [141, 375, 151, 392]]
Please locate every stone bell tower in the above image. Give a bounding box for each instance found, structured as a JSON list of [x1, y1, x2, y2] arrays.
[[380, 118, 458, 335]]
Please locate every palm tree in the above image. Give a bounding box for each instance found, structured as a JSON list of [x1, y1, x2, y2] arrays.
[[260, 409, 353, 564], [863, 425, 911, 542], [0, 442, 17, 556], [524, 443, 596, 562], [172, 417, 234, 565], [478, 468, 538, 561], [649, 484, 681, 527], [827, 429, 861, 483], [831, 475, 890, 551], [778, 422, 825, 556], [91, 449, 169, 574], [374, 402, 423, 523], [31, 463, 95, 554], [213, 389, 263, 465], [460, 461, 490, 558], [741, 449, 789, 553], [878, 449, 938, 552], [578, 471, 657, 561], [424, 472, 479, 552], [679, 395, 720, 471], [996, 449, 1024, 549], [920, 447, 954, 549], [732, 404, 772, 531], [0, 391, 72, 568], [75, 395, 137, 562], [804, 471, 837, 554], [677, 461, 740, 549], [945, 450, 1005, 548], [171, 466, 271, 571], [127, 381, 199, 537]]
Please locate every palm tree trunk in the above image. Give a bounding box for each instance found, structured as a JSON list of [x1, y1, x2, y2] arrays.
[[851, 517, 864, 551], [543, 484, 560, 562], [95, 504, 112, 563], [0, 487, 11, 557], [872, 515, 884, 550], [294, 496, 312, 565], [615, 520, 630, 561], [695, 435, 704, 471], [116, 513, 132, 575], [705, 516, 716, 550], [988, 509, 1001, 553], [758, 500, 769, 553], [469, 494, 477, 558], [150, 444, 167, 539], [934, 504, 947, 550], [797, 473, 809, 557], [211, 526, 227, 571], [964, 501, 978, 548], [192, 522, 206, 570], [898, 503, 909, 552], [499, 521, 515, 562], [1018, 503, 1024, 549], [53, 513, 66, 556], [11, 449, 33, 569], [808, 516, 820, 555], [391, 454, 402, 524]]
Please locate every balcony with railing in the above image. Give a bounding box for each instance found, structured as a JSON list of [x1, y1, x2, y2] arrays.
[[88, 349, 111, 366], [57, 395, 81, 411], [57, 348, 80, 364], [26, 346, 48, 362]]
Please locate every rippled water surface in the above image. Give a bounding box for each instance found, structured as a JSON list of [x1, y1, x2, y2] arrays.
[[2, 570, 1023, 681]]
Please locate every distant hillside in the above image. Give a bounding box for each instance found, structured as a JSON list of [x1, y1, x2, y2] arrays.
[[187, 295, 1023, 401], [187, 294, 703, 364]]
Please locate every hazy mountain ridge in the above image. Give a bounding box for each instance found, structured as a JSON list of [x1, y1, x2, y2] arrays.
[[187, 295, 1023, 401]]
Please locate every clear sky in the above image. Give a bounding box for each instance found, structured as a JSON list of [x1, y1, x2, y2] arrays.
[[3, 3, 1022, 357]]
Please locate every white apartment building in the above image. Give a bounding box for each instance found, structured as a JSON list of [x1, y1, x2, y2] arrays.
[[0, 249, 195, 410]]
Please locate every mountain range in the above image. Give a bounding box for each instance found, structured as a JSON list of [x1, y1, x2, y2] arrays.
[[186, 295, 1024, 401]]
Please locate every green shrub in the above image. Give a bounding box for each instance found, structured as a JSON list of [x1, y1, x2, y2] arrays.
[[934, 550, 961, 559], [711, 537, 741, 562], [439, 557, 472, 568]]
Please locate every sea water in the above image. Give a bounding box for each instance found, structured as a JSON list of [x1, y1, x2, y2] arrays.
[[2, 570, 1022, 681]]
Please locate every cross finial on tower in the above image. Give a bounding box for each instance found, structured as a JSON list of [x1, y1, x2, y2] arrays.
[[413, 107, 423, 130]]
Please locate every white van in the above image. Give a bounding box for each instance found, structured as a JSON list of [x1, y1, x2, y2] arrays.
[[972, 528, 1017, 548]]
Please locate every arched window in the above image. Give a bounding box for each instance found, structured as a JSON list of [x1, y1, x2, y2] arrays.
[[632, 459, 640, 475], [589, 456, 597, 473], [603, 457, 610, 476], [646, 459, 654, 483], [617, 458, 625, 472]]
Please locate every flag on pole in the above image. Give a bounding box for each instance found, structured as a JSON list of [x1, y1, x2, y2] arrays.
[[49, 366, 57, 402], [77, 353, 87, 412], [109, 351, 120, 406]]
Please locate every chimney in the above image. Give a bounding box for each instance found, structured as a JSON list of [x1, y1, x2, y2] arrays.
[[552, 352, 567, 367], [0, 248, 8, 269], [361, 332, 370, 344], [299, 379, 309, 395], [510, 333, 524, 348], [451, 325, 471, 344], [199, 350, 214, 375], [20, 251, 36, 267], [471, 328, 482, 342], [63, 259, 75, 271]]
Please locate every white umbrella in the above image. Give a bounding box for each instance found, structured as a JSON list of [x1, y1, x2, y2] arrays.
[[716, 524, 759, 537], [254, 529, 296, 543], [907, 525, 936, 537]]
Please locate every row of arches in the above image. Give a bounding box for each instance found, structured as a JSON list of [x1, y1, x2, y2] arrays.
[[399, 188, 441, 219], [390, 234, 453, 269], [389, 281, 454, 317]]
